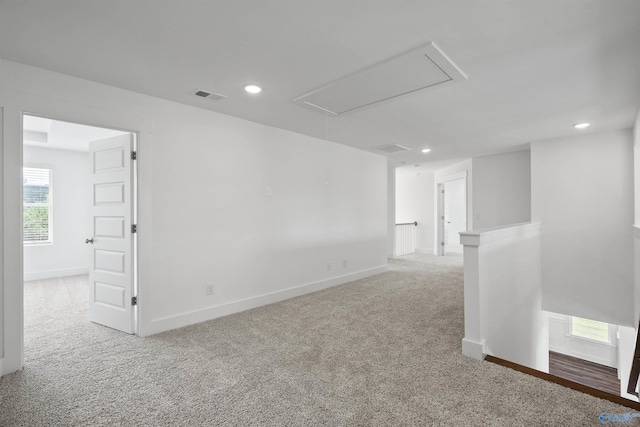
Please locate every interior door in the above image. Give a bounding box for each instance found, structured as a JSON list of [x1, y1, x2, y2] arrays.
[[437, 183, 445, 255], [444, 178, 466, 254], [443, 186, 450, 252], [87, 134, 135, 333]]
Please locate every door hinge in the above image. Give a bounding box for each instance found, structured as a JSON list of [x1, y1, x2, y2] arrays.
[[131, 296, 137, 306], [131, 224, 137, 233], [131, 151, 137, 160], [441, 242, 445, 246], [441, 216, 445, 220]]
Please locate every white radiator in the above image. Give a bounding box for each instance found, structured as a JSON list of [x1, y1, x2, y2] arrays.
[[395, 222, 417, 256]]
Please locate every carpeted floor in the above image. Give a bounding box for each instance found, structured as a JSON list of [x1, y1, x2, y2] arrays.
[[1, 253, 636, 426]]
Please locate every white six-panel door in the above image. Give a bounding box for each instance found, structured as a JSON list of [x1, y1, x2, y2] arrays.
[[88, 134, 135, 333]]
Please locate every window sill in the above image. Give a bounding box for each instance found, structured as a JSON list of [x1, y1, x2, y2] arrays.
[[23, 242, 53, 247], [565, 333, 616, 348]]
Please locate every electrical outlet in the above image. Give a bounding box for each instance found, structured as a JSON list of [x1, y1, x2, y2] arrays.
[[265, 187, 272, 197], [343, 259, 348, 268], [327, 263, 332, 271], [206, 284, 215, 295]]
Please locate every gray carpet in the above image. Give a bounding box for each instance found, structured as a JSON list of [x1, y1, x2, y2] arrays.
[[1, 253, 636, 426]]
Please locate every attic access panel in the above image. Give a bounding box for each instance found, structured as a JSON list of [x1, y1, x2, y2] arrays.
[[293, 42, 467, 115]]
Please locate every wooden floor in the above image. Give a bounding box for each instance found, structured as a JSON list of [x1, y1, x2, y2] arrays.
[[549, 351, 620, 396]]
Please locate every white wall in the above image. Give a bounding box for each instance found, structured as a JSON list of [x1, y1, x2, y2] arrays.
[[0, 106, 5, 368], [387, 164, 396, 257], [472, 150, 531, 229], [0, 59, 388, 375], [395, 169, 435, 253], [634, 108, 640, 325], [562, 114, 640, 398], [23, 146, 90, 280], [631, 110, 640, 399], [634, 108, 640, 225], [461, 223, 548, 372], [635, 226, 640, 326], [532, 129, 635, 327]]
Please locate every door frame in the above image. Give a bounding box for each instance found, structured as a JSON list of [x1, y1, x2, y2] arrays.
[[435, 171, 468, 256], [1, 99, 150, 375]]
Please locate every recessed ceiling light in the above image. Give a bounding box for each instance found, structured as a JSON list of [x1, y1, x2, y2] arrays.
[[573, 123, 590, 129], [244, 84, 262, 94], [421, 148, 431, 153]]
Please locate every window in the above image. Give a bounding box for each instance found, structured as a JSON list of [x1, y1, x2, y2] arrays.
[[23, 167, 53, 244], [570, 316, 610, 343]]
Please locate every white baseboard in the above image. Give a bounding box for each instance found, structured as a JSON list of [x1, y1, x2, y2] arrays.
[[462, 338, 485, 361], [143, 265, 388, 337], [0, 357, 3, 376], [24, 267, 89, 282]]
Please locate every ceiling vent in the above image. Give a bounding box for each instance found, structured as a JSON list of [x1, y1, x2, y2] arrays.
[[192, 89, 227, 101], [292, 42, 467, 115], [376, 144, 411, 154]]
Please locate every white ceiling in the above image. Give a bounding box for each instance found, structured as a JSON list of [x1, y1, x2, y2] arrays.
[[23, 115, 126, 152], [3, 1, 640, 169]]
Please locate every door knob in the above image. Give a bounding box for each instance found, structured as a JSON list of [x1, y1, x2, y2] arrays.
[[85, 238, 94, 244]]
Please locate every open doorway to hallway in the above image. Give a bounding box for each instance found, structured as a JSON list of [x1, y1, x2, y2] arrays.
[[22, 114, 138, 362], [393, 166, 469, 258]]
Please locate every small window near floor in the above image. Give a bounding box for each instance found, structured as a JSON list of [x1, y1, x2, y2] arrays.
[[23, 167, 53, 245], [570, 316, 610, 343]]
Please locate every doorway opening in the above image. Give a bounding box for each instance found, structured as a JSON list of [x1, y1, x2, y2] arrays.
[[436, 173, 467, 256], [22, 114, 138, 361]]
